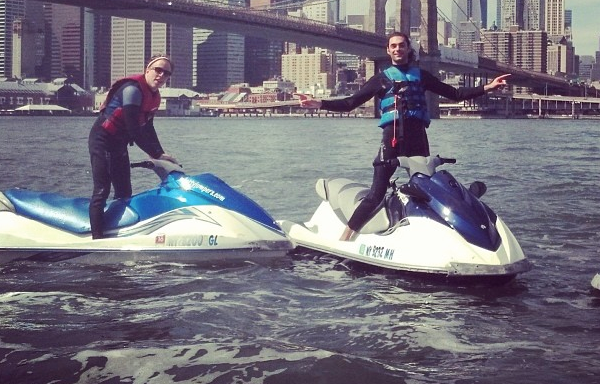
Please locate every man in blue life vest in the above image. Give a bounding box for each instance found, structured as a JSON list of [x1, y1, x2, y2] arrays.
[[88, 55, 179, 239], [301, 32, 510, 241]]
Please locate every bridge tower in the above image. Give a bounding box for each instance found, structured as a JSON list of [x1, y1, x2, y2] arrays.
[[419, 0, 440, 118], [367, 0, 440, 119], [368, 0, 412, 36], [367, 0, 387, 36]]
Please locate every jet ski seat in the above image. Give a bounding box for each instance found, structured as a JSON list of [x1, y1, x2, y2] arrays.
[[315, 178, 391, 234], [4, 188, 139, 234]]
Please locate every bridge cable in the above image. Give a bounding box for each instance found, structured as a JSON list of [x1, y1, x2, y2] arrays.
[[447, 0, 510, 63], [418, 8, 461, 59]]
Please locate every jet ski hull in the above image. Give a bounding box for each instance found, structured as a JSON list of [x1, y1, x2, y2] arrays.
[[280, 208, 530, 280], [279, 160, 531, 282], [0, 160, 292, 265], [0, 206, 291, 265]]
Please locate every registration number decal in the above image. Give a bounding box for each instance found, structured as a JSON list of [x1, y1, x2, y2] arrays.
[[359, 244, 395, 260], [166, 236, 204, 247]]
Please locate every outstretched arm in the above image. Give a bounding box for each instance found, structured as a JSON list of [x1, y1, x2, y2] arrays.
[[299, 74, 386, 112], [484, 74, 511, 92], [422, 71, 508, 101]]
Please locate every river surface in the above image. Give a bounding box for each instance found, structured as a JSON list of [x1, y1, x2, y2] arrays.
[[0, 116, 599, 384]]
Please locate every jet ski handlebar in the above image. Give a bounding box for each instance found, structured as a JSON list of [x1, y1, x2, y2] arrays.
[[397, 155, 456, 177], [374, 155, 456, 177], [131, 158, 184, 181], [130, 161, 155, 169]]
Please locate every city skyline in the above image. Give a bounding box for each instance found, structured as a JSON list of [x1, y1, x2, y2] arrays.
[[4, 0, 598, 91], [347, 0, 599, 57]]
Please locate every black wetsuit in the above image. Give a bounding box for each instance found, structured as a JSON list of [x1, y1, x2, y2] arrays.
[[88, 81, 164, 239], [320, 64, 486, 232]]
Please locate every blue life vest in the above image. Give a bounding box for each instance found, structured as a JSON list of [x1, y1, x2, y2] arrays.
[[378, 66, 430, 128]]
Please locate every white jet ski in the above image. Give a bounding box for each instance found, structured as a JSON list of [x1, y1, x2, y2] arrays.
[[0, 159, 292, 264], [279, 156, 532, 283]]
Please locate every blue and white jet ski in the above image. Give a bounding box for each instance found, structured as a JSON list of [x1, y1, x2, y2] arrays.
[[0, 159, 292, 264], [279, 156, 532, 283]]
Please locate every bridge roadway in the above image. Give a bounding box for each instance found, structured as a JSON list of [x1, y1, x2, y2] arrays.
[[34, 0, 386, 57], [36, 0, 575, 93]]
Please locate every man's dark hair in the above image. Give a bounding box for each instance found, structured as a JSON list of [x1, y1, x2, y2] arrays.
[[386, 31, 416, 63]]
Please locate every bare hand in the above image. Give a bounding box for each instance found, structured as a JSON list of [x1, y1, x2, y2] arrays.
[[485, 74, 511, 92], [158, 153, 179, 165], [297, 94, 322, 109]]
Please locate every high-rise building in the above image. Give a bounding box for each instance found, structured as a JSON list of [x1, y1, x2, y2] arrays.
[[245, 37, 283, 86], [346, 14, 366, 31], [195, 30, 245, 93], [579, 55, 594, 81], [547, 38, 573, 76], [499, 0, 525, 30], [438, 17, 453, 46], [303, 0, 338, 24], [151, 23, 193, 89], [523, 0, 544, 31], [451, 0, 486, 34], [281, 0, 339, 94], [477, 29, 512, 64], [513, 29, 547, 73], [458, 23, 481, 53], [92, 14, 112, 89], [193, 0, 244, 92], [564, 9, 572, 29], [545, 0, 564, 37], [496, 0, 502, 28], [25, 2, 111, 89], [480, 0, 488, 29], [281, 47, 334, 93], [44, 4, 87, 86], [111, 17, 192, 88], [564, 9, 572, 41], [111, 18, 147, 84], [192, 26, 203, 89], [10, 1, 102, 87], [452, 1, 488, 52], [11, 17, 44, 80], [11, 0, 45, 80], [339, 0, 347, 22], [543, 1, 573, 78], [0, 0, 26, 78], [591, 56, 600, 82], [478, 28, 547, 74], [337, 14, 367, 76], [244, 0, 285, 87]]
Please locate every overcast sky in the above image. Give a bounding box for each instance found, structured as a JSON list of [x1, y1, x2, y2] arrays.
[[346, 0, 599, 57]]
